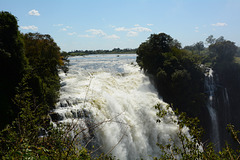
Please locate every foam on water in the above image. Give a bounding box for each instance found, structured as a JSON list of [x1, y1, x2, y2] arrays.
[[54, 54, 186, 159]]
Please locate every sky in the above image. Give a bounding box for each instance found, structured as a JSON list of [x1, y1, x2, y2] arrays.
[[1, 0, 240, 51]]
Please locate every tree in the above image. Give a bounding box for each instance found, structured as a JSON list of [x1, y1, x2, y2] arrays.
[[136, 33, 180, 74], [184, 41, 205, 55], [194, 41, 205, 52], [22, 33, 63, 110], [148, 33, 180, 53], [209, 40, 237, 63], [0, 11, 28, 129], [60, 51, 70, 74], [206, 35, 216, 45], [137, 33, 205, 118], [216, 36, 225, 43]]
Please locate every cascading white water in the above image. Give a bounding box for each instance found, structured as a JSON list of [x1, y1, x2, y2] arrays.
[[204, 68, 220, 151], [54, 54, 188, 159]]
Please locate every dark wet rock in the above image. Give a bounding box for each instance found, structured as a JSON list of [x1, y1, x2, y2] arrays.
[[60, 101, 68, 107], [49, 112, 64, 122], [71, 110, 77, 118], [38, 128, 48, 137], [60, 82, 67, 87]]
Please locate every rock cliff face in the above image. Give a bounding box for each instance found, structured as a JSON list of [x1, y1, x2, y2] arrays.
[[213, 63, 240, 149], [201, 63, 240, 150], [204, 68, 221, 151], [184, 64, 240, 151]]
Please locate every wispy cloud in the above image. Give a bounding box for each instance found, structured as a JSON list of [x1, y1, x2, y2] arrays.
[[127, 31, 138, 37], [132, 26, 152, 32], [87, 29, 107, 36], [212, 22, 228, 27], [105, 34, 120, 39], [28, 9, 40, 16], [68, 32, 77, 36], [20, 25, 38, 31], [114, 25, 152, 37], [115, 27, 128, 31], [115, 26, 152, 32], [82, 29, 120, 39], [147, 24, 153, 26], [59, 25, 72, 31], [78, 34, 94, 38]]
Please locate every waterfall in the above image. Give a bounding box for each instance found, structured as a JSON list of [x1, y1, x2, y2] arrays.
[[52, 54, 188, 159], [204, 68, 220, 151], [223, 88, 230, 110]]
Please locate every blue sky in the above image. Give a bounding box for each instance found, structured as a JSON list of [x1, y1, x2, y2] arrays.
[[1, 0, 240, 51]]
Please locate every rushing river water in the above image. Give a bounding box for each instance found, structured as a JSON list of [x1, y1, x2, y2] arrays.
[[54, 54, 186, 159]]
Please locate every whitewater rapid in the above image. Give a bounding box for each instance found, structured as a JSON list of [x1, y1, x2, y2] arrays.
[[54, 54, 186, 159]]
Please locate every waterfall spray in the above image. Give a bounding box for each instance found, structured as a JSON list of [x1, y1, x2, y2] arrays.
[[52, 54, 190, 159]]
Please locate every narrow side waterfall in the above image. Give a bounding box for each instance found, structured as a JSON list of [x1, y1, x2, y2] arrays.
[[53, 54, 188, 159], [223, 88, 230, 118], [204, 68, 220, 151]]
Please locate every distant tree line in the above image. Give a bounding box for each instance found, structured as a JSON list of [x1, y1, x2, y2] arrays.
[[183, 35, 240, 58], [68, 48, 136, 56]]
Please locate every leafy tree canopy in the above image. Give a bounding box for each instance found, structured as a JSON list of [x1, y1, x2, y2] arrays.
[[22, 32, 64, 110], [0, 11, 27, 129], [136, 33, 205, 117], [209, 40, 237, 63]]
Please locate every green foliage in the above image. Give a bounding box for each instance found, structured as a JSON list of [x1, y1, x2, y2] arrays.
[[0, 77, 101, 159], [0, 79, 115, 159], [209, 40, 237, 63], [201, 35, 238, 66], [206, 35, 216, 45], [154, 104, 240, 160], [234, 57, 240, 64], [136, 33, 181, 74], [183, 41, 205, 55], [0, 11, 28, 129], [0, 12, 116, 160], [23, 33, 63, 75], [155, 104, 204, 159], [60, 51, 70, 73], [22, 32, 63, 110], [136, 33, 205, 117]]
